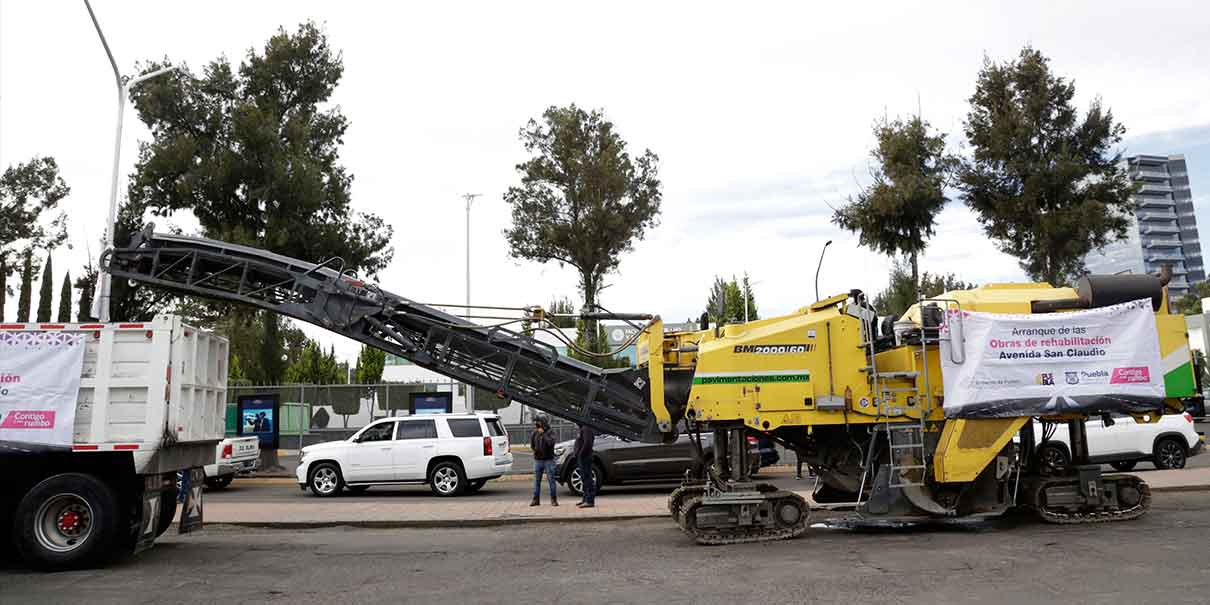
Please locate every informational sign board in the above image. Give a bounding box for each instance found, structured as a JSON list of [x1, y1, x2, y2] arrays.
[[0, 332, 86, 447], [410, 392, 452, 415], [939, 299, 1165, 418], [236, 393, 280, 449]]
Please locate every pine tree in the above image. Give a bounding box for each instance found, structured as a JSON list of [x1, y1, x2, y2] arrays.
[[36, 253, 53, 322], [16, 251, 32, 322], [58, 272, 72, 322]]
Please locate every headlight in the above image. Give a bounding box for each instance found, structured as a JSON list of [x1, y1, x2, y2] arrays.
[[554, 446, 566, 458]]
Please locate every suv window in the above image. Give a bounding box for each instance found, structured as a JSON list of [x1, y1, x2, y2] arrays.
[[447, 418, 483, 438], [397, 419, 438, 440], [358, 422, 395, 443], [485, 418, 505, 437]]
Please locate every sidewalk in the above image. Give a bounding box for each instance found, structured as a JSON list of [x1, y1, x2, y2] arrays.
[[202, 467, 1210, 529]]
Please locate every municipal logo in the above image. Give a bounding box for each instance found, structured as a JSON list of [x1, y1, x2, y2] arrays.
[[1065, 371, 1079, 385], [1036, 373, 1054, 386]]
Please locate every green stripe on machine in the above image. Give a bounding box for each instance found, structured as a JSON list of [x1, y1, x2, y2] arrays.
[[693, 373, 811, 385]]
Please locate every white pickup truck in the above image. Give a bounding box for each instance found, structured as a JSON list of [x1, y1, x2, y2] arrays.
[[1, 316, 227, 571], [204, 436, 260, 489]]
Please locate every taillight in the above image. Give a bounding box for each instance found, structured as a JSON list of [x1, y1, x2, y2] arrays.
[[747, 436, 758, 445], [1185, 412, 1194, 423], [221, 443, 233, 459], [483, 437, 493, 456]]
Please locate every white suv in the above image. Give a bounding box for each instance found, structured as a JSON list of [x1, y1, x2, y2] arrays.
[[296, 413, 513, 497], [1035, 412, 1205, 471]]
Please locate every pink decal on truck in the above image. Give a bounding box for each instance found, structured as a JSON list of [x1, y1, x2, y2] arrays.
[[1110, 367, 1151, 384], [0, 410, 55, 429]]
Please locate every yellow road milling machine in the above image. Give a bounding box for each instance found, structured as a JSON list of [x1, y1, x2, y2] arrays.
[[106, 228, 1196, 544]]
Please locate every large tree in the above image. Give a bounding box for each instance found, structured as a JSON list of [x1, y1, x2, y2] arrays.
[[833, 116, 956, 286], [504, 105, 661, 356], [354, 345, 386, 384], [0, 156, 69, 321], [127, 22, 394, 381], [959, 46, 1135, 286]]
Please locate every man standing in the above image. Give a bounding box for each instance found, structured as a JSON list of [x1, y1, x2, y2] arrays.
[[530, 416, 558, 506], [573, 422, 596, 508]]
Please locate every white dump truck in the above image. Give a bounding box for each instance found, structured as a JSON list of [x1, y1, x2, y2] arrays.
[[0, 316, 227, 570]]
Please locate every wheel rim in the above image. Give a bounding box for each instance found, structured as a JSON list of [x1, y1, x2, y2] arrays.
[[313, 467, 338, 494], [570, 468, 596, 495], [35, 493, 94, 553], [1040, 448, 1065, 469], [1159, 441, 1184, 468], [776, 500, 803, 527], [434, 467, 459, 494]]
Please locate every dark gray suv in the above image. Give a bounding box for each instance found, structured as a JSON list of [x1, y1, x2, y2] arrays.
[[554, 433, 761, 497]]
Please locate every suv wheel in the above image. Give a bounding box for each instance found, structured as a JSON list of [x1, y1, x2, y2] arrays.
[[308, 463, 344, 497], [1154, 437, 1187, 470], [1036, 443, 1069, 474], [429, 461, 466, 497], [567, 464, 602, 497]]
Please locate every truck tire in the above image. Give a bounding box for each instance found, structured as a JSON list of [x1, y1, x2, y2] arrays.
[[12, 473, 121, 571], [155, 494, 178, 538]]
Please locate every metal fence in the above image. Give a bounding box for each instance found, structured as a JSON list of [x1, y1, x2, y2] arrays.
[[226, 382, 518, 449]]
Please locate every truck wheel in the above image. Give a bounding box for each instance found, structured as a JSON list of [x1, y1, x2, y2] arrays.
[[12, 473, 121, 571], [429, 461, 466, 497], [308, 463, 344, 497], [1153, 437, 1187, 470], [155, 494, 178, 538], [1036, 443, 1069, 474], [204, 474, 234, 490]]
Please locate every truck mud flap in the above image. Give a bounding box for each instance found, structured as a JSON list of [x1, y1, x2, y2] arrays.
[[179, 467, 205, 534], [136, 476, 166, 553]]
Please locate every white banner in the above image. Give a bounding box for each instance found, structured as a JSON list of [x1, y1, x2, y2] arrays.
[[939, 299, 1164, 418], [0, 331, 87, 447]]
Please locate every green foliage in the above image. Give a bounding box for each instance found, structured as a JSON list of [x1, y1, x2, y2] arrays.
[[58, 272, 72, 322], [704, 275, 758, 325], [547, 297, 577, 329], [228, 353, 250, 386], [283, 341, 345, 385], [504, 104, 662, 355], [833, 116, 956, 281], [16, 252, 32, 323], [354, 345, 386, 384], [127, 22, 393, 280], [958, 46, 1136, 287], [1, 156, 69, 322], [1172, 282, 1210, 315], [75, 263, 96, 322], [873, 257, 974, 317], [36, 253, 53, 323]]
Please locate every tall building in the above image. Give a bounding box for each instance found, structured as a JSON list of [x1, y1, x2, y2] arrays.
[[1084, 154, 1202, 298]]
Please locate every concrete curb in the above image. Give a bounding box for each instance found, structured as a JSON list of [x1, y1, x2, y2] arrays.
[[208, 514, 663, 531]]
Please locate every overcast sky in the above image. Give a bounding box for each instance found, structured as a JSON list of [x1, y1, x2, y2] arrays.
[[2, 0, 1208, 363]]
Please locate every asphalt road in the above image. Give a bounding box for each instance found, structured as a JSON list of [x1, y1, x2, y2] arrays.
[[4, 491, 1209, 604]]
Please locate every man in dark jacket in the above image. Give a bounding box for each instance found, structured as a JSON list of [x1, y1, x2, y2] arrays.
[[572, 423, 596, 508], [530, 416, 558, 506]]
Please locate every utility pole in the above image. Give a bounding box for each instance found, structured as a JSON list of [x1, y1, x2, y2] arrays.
[[84, 0, 178, 322], [462, 193, 480, 412]]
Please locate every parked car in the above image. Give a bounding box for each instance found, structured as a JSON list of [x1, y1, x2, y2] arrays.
[[203, 436, 260, 489], [1034, 412, 1204, 471], [296, 413, 512, 497], [554, 432, 761, 497]]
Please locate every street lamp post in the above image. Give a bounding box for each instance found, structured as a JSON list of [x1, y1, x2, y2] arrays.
[[462, 193, 480, 412], [84, 0, 179, 322]]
